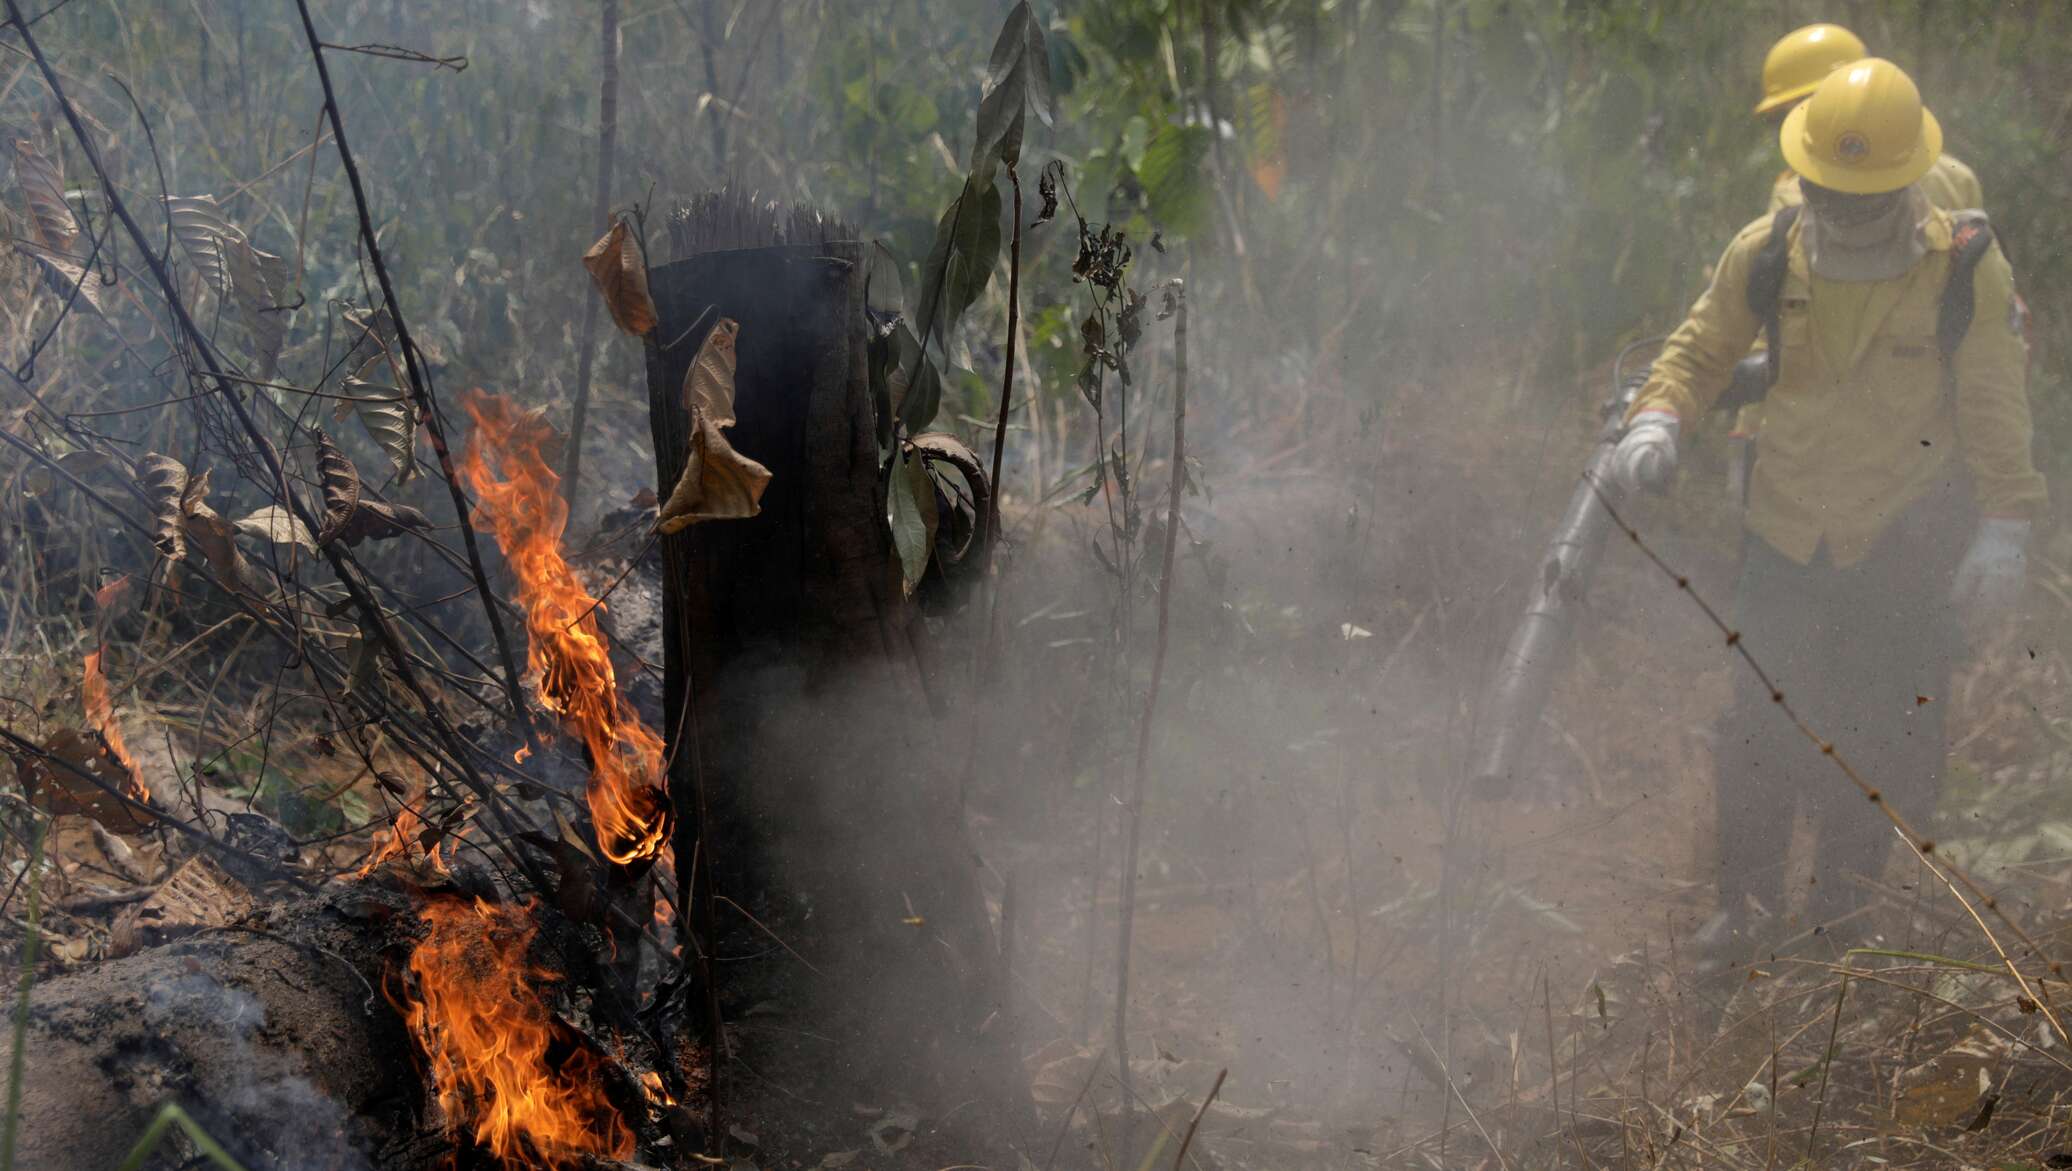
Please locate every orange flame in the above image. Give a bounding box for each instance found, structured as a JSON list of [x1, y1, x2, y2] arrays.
[[81, 649, 147, 803], [401, 896, 634, 1168], [354, 805, 448, 880], [458, 390, 672, 865]]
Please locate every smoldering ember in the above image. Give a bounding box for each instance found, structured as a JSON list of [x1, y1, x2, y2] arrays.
[[3, 2, 2071, 1169]]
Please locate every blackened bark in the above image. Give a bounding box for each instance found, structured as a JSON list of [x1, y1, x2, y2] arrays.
[[643, 195, 1025, 1134]]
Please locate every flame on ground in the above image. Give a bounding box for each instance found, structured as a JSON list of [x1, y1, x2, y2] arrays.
[[82, 649, 148, 803], [354, 804, 448, 879], [458, 389, 672, 865], [402, 896, 634, 1169]]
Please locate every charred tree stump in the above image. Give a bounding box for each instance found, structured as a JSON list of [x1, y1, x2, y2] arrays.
[[644, 194, 1025, 1137]]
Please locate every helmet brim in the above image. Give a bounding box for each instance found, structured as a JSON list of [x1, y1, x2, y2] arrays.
[[1753, 82, 1818, 118], [1779, 102, 1942, 195]]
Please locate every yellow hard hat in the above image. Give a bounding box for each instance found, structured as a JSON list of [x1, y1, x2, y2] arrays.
[[1779, 58, 1941, 195], [1754, 24, 1867, 117]]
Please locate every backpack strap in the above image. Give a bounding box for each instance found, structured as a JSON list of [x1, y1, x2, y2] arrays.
[[1744, 204, 1801, 391], [1939, 211, 1996, 367]]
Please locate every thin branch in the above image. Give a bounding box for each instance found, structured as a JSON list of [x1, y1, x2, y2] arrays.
[[290, 0, 537, 757], [1588, 477, 2069, 1042], [1113, 279, 1187, 1161], [562, 0, 620, 505], [317, 41, 467, 71], [1169, 1067, 1226, 1171]]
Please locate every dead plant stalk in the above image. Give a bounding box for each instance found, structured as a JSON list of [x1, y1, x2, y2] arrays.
[[1113, 280, 1186, 1158]]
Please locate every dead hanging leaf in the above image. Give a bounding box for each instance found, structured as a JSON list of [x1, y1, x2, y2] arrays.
[[234, 505, 316, 554], [22, 249, 102, 316], [658, 319, 770, 533], [314, 432, 362, 546], [225, 235, 292, 378], [184, 502, 253, 593], [16, 728, 154, 834], [582, 219, 657, 336], [93, 572, 136, 620], [137, 453, 191, 561], [162, 195, 235, 294], [910, 432, 990, 566], [341, 358, 418, 481], [331, 498, 432, 547], [147, 463, 254, 593], [12, 138, 77, 255]]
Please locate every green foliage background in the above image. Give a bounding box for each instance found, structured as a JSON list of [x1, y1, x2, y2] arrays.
[[7, 0, 2070, 496]]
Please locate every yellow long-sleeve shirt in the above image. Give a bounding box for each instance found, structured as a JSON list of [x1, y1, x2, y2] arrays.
[[1634, 205, 2043, 567], [1737, 154, 1988, 440]]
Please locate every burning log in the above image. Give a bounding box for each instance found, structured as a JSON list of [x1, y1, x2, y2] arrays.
[[398, 895, 635, 1168], [12, 880, 680, 1171]]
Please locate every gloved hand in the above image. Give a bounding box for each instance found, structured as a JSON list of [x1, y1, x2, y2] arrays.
[[1949, 517, 2031, 625], [1610, 410, 1679, 495]]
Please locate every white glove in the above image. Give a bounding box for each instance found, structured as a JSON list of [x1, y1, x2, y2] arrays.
[[1610, 410, 1679, 495], [1950, 518, 2030, 624]]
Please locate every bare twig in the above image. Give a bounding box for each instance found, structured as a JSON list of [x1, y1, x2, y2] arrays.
[[317, 41, 467, 71], [1588, 478, 2068, 1042], [1804, 972, 1848, 1162], [1170, 1067, 1226, 1171], [1113, 279, 1186, 1161], [289, 0, 536, 755]]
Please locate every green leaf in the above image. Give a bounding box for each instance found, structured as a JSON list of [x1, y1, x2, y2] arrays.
[[890, 321, 944, 433], [971, 1, 1052, 177], [888, 445, 938, 595], [911, 175, 1002, 360], [865, 240, 904, 316], [1138, 123, 1212, 239]]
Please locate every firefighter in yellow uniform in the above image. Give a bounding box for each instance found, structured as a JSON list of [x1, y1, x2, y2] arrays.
[[1730, 25, 1988, 502], [1608, 61, 2044, 963]]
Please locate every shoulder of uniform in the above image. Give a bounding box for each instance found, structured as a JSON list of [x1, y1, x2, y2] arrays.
[[1733, 212, 1782, 245], [1938, 153, 1981, 181]]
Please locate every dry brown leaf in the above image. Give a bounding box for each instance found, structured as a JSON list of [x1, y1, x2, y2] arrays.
[[22, 249, 102, 316], [162, 194, 234, 294], [137, 453, 190, 561], [314, 431, 362, 546], [185, 506, 255, 593], [340, 360, 418, 482], [225, 235, 291, 378], [1893, 1025, 2008, 1127], [658, 319, 770, 533], [108, 856, 250, 958], [581, 219, 657, 336], [233, 504, 316, 553], [331, 498, 432, 547], [12, 138, 77, 255], [16, 728, 153, 834]]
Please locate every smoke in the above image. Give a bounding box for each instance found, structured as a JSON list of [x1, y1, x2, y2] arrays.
[[143, 970, 371, 1171]]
